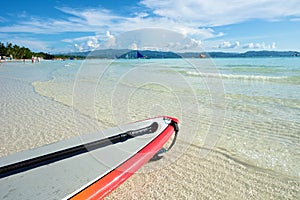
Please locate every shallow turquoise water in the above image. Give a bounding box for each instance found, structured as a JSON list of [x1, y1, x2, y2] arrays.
[[1, 57, 299, 179]]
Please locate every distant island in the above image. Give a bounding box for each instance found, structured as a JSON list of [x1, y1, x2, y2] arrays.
[[69, 49, 300, 59], [180, 51, 300, 58], [1, 42, 299, 60]]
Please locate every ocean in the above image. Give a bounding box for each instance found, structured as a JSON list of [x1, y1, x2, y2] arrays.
[[0, 57, 299, 199]]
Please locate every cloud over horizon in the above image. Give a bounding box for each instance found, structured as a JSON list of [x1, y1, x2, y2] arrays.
[[243, 42, 276, 50], [0, 0, 299, 52], [218, 41, 240, 49]]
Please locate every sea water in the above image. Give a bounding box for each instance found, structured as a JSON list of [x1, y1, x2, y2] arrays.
[[0, 57, 299, 195]]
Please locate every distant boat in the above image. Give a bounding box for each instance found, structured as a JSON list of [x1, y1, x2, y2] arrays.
[[137, 51, 144, 59], [199, 54, 206, 58], [118, 50, 146, 59]]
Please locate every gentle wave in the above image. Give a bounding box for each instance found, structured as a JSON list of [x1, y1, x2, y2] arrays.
[[184, 70, 286, 81]]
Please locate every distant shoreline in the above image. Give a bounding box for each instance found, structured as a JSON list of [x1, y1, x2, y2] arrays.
[[64, 49, 300, 59], [2, 42, 299, 61], [2, 50, 299, 62]]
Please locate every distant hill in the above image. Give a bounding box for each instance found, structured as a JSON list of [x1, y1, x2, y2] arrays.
[[117, 50, 181, 59], [179, 51, 300, 58], [67, 49, 181, 59], [3, 41, 299, 60], [65, 49, 300, 59], [65, 49, 129, 58], [237, 51, 299, 57]]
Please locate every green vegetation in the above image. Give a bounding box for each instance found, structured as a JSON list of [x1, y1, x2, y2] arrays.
[[0, 42, 33, 59], [0, 42, 55, 59], [0, 42, 84, 60]]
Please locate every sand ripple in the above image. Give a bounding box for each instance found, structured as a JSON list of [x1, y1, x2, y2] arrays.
[[107, 141, 299, 199], [0, 77, 101, 157]]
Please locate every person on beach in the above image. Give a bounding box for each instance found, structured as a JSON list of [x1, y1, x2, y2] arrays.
[[31, 56, 35, 63]]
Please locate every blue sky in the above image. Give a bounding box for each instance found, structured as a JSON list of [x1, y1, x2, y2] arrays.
[[0, 0, 299, 53]]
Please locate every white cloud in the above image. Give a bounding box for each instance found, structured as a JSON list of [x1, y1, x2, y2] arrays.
[[74, 43, 83, 52], [141, 0, 300, 26], [243, 42, 276, 49], [129, 42, 138, 50], [271, 42, 276, 49], [215, 41, 276, 50], [65, 31, 118, 51], [1, 1, 297, 52], [70, 28, 204, 52], [218, 41, 240, 49], [56, 7, 121, 26], [0, 35, 51, 52], [105, 31, 116, 48], [19, 40, 50, 52], [87, 38, 100, 49], [0, 6, 223, 43], [71, 35, 102, 52]]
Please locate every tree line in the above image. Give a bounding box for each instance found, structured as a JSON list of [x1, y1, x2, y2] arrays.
[[0, 42, 54, 59], [0, 42, 55, 60], [0, 42, 86, 60]]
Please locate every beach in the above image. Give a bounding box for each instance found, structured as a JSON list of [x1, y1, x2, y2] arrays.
[[0, 58, 299, 199]]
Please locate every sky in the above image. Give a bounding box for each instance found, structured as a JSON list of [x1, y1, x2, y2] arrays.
[[0, 0, 299, 53]]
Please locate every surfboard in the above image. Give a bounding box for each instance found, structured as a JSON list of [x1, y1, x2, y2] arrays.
[[0, 116, 179, 199]]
